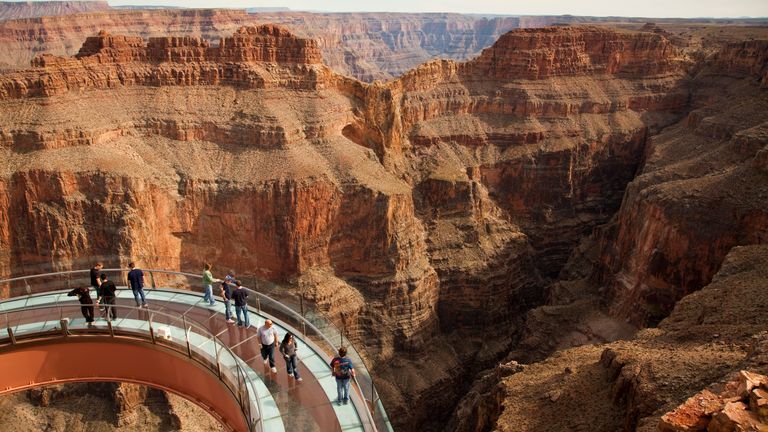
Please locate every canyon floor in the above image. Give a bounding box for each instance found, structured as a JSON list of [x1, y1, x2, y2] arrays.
[[0, 7, 766, 432]]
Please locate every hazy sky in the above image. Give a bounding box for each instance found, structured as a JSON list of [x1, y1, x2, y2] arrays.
[[102, 0, 768, 18]]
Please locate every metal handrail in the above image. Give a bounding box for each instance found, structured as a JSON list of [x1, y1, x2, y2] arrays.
[[0, 300, 260, 432], [0, 267, 389, 431]]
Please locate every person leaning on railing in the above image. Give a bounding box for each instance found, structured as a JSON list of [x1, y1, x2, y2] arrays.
[[127, 262, 148, 308], [67, 286, 95, 326], [330, 346, 356, 406]]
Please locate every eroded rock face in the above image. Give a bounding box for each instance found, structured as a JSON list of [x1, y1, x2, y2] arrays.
[[448, 244, 768, 432], [1, 382, 221, 430], [592, 41, 768, 326], [0, 24, 765, 431]]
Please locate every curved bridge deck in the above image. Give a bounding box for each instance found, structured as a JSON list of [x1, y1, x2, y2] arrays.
[[0, 285, 380, 432]]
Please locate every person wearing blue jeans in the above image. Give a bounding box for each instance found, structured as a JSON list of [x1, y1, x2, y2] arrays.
[[202, 263, 217, 306], [231, 280, 249, 327], [279, 332, 302, 381], [330, 347, 355, 405], [219, 281, 234, 323], [127, 262, 147, 308]]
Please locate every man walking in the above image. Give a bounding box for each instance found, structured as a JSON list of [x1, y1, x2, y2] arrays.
[[258, 320, 279, 373], [330, 347, 355, 405], [127, 262, 147, 308], [99, 273, 118, 321], [231, 280, 249, 328]]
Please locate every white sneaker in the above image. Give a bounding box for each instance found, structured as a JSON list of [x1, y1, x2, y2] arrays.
[[226, 319, 235, 324], [263, 359, 269, 365], [296, 377, 303, 382], [288, 373, 293, 377], [270, 367, 277, 373]]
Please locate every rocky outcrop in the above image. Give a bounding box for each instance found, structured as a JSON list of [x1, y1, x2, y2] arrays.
[[712, 40, 768, 86], [0, 25, 324, 99], [3, 382, 220, 430], [658, 371, 768, 431], [447, 244, 768, 432], [467, 26, 681, 80]]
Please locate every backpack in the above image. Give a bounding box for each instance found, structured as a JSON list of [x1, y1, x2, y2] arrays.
[[332, 357, 351, 379]]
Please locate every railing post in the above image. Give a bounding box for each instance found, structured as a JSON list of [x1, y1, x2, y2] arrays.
[[7, 326, 16, 345], [60, 317, 70, 337], [215, 345, 222, 378], [256, 297, 261, 314], [24, 279, 31, 296], [107, 319, 114, 337], [150, 271, 156, 289], [148, 313, 156, 344], [183, 315, 192, 357]]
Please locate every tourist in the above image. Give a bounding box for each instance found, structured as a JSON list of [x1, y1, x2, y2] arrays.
[[232, 280, 249, 328], [279, 332, 302, 381], [90, 262, 103, 311], [330, 347, 355, 405], [202, 263, 219, 306], [99, 273, 117, 320], [127, 262, 147, 308], [220, 280, 235, 324], [258, 319, 279, 373], [67, 286, 94, 325]]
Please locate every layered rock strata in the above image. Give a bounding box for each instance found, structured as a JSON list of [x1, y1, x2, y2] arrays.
[[1, 24, 759, 431], [5, 9, 762, 82], [591, 40, 768, 326]]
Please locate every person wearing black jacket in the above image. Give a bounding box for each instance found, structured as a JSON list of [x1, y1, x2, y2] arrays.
[[99, 273, 118, 320], [67, 286, 94, 325], [90, 262, 103, 311]]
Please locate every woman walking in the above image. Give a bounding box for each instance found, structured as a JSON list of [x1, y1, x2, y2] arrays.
[[279, 332, 302, 381]]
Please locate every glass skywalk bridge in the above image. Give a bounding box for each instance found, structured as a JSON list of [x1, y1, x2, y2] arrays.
[[0, 268, 394, 432]]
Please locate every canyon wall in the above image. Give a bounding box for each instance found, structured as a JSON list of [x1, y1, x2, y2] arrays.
[[443, 37, 768, 432], [449, 243, 768, 432], [6, 8, 762, 82], [1, 22, 766, 431], [592, 40, 768, 327]]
